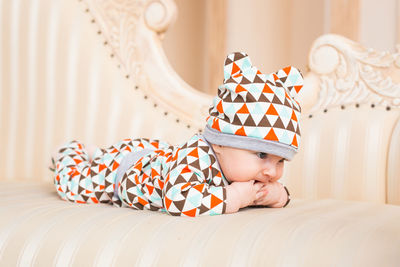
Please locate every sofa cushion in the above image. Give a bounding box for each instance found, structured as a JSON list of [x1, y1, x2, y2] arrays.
[[1, 181, 400, 266]]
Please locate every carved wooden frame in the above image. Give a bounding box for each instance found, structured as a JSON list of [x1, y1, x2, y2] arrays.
[[83, 0, 212, 129], [305, 34, 400, 113]]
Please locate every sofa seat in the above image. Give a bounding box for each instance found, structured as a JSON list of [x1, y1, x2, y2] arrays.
[[1, 181, 400, 267]]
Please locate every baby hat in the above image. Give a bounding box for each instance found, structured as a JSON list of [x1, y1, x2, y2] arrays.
[[203, 52, 303, 160]]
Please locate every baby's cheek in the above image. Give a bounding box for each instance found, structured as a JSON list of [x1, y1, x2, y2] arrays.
[[236, 169, 254, 182], [276, 165, 284, 180], [224, 167, 249, 182]]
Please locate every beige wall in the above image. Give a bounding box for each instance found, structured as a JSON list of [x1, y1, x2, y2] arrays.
[[163, 0, 400, 94], [162, 0, 206, 91], [225, 0, 293, 76], [359, 0, 399, 52]]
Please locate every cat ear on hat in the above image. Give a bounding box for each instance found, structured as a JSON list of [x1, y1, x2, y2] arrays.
[[275, 66, 304, 99], [223, 52, 253, 81]]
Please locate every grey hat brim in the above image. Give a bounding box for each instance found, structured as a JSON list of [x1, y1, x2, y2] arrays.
[[203, 125, 297, 160]]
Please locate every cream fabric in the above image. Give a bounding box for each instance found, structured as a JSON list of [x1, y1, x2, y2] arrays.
[[1, 181, 400, 267], [387, 117, 400, 205], [0, 0, 198, 182], [284, 105, 400, 204]]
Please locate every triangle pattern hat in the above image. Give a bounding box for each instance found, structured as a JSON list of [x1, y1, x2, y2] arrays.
[[203, 52, 304, 160]]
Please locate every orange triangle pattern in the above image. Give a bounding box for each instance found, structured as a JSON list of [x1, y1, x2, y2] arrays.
[[283, 66, 291, 75], [188, 148, 199, 158], [291, 110, 298, 122], [212, 118, 221, 131], [262, 84, 273, 93], [231, 62, 240, 75], [146, 184, 154, 195], [235, 126, 246, 136], [265, 128, 279, 141], [151, 168, 160, 177], [267, 104, 278, 115], [210, 194, 223, 209], [193, 184, 205, 193], [54, 134, 227, 216], [292, 135, 298, 147], [216, 101, 224, 113], [181, 165, 191, 174], [182, 208, 197, 217], [237, 103, 249, 114], [165, 196, 172, 209], [235, 84, 247, 93], [207, 52, 303, 151]]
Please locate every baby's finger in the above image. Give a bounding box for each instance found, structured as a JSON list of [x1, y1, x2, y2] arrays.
[[255, 191, 266, 199], [254, 182, 264, 191], [260, 187, 268, 194], [253, 199, 264, 205], [256, 183, 268, 191]]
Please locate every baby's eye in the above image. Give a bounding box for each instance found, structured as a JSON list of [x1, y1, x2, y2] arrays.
[[279, 158, 286, 163], [256, 152, 267, 159]]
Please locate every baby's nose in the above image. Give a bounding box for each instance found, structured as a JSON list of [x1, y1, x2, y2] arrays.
[[263, 167, 276, 181]]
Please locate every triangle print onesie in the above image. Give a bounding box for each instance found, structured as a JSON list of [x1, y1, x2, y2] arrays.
[[53, 51, 302, 217], [53, 135, 228, 217]]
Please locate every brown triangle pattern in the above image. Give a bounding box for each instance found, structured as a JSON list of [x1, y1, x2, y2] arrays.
[[207, 53, 303, 149], [54, 136, 229, 217]]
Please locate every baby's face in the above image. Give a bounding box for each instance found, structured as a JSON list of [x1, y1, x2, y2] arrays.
[[212, 145, 285, 184]]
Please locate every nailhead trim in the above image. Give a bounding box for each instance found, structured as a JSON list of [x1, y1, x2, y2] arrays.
[[306, 102, 394, 119], [78, 0, 200, 131]]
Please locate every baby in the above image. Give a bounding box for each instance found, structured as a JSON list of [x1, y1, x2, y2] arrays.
[[52, 52, 303, 217]]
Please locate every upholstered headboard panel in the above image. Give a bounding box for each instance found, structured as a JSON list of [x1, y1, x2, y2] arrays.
[[388, 117, 400, 205], [0, 0, 211, 182], [283, 34, 400, 204]]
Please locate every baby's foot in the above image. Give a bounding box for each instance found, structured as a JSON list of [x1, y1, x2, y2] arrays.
[[50, 141, 88, 171], [49, 145, 64, 172]]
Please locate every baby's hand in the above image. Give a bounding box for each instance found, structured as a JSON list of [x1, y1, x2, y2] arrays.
[[225, 180, 263, 213], [253, 182, 288, 208]]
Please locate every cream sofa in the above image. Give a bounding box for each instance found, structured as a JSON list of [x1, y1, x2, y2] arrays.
[[1, 0, 400, 266]]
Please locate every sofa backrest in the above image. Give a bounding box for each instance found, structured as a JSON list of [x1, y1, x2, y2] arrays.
[[283, 34, 400, 205], [0, 0, 208, 182], [0, 0, 399, 205]]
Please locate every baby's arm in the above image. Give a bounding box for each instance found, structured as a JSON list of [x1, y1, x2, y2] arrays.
[[225, 181, 263, 213], [253, 181, 290, 208]]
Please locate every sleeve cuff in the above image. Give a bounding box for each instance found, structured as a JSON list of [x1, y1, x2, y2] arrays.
[[283, 185, 291, 207]]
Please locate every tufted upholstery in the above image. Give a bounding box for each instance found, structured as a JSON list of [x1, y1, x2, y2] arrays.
[[0, 0, 400, 266]]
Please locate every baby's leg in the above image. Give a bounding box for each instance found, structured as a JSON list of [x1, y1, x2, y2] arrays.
[[53, 140, 103, 204], [53, 138, 166, 205], [90, 139, 140, 203]]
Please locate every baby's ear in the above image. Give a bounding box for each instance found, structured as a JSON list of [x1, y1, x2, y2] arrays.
[[275, 66, 304, 99], [223, 52, 253, 81]]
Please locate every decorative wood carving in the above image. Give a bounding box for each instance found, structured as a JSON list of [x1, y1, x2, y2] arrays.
[[308, 34, 400, 113], [83, 0, 212, 129], [85, 0, 145, 76]]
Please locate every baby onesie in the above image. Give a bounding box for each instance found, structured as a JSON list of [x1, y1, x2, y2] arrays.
[[54, 134, 229, 217]]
